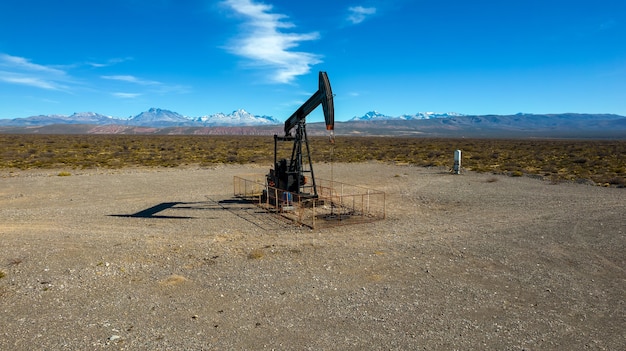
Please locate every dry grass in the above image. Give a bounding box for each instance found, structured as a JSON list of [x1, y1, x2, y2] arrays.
[[9, 258, 23, 266], [0, 134, 624, 186], [247, 248, 265, 260], [159, 275, 188, 286]]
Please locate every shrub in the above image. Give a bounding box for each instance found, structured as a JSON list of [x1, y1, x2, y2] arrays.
[[0, 135, 624, 186]]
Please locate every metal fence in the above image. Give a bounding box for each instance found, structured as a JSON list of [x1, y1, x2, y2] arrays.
[[233, 174, 385, 229]]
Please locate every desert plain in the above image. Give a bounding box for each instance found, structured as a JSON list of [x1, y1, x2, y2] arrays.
[[0, 163, 624, 350]]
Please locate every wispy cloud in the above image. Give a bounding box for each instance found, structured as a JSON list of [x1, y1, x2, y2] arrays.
[[222, 0, 322, 83], [101, 75, 161, 86], [102, 74, 190, 97], [87, 57, 133, 68], [0, 53, 186, 101], [347, 6, 376, 25], [0, 53, 71, 91], [0, 73, 63, 90], [112, 92, 142, 99], [598, 19, 617, 31]]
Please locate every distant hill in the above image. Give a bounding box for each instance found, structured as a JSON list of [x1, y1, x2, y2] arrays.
[[0, 110, 624, 139], [332, 113, 626, 139], [0, 112, 117, 127]]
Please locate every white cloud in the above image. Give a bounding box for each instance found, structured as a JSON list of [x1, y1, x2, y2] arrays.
[[347, 6, 376, 25], [222, 0, 322, 83], [0, 54, 71, 91]]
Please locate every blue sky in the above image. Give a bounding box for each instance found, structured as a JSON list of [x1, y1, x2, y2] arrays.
[[1, 0, 625, 122]]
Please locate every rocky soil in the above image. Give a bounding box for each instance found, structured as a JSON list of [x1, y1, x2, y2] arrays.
[[0, 163, 624, 350]]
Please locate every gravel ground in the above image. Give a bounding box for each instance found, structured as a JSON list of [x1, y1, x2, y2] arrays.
[[0, 163, 624, 350]]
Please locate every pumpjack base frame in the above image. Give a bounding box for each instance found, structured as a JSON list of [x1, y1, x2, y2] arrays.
[[233, 174, 386, 229]]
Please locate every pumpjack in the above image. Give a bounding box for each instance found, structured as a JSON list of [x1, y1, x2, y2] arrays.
[[265, 71, 334, 205]]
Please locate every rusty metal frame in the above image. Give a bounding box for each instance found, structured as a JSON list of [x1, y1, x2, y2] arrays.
[[233, 174, 385, 229]]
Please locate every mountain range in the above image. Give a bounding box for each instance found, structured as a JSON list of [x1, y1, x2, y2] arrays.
[[350, 111, 464, 121], [337, 113, 626, 139], [0, 108, 625, 139], [0, 108, 280, 128]]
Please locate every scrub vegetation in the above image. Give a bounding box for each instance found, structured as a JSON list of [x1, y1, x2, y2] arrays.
[[0, 134, 624, 186]]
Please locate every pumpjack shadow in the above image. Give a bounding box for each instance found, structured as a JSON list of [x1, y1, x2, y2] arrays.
[[109, 197, 295, 230], [110, 202, 200, 219]]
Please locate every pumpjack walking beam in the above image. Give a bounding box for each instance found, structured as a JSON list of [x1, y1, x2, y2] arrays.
[[283, 71, 334, 137], [267, 71, 334, 199]]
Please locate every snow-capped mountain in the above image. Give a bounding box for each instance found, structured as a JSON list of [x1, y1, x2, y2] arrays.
[[351, 111, 463, 121], [128, 108, 191, 127], [350, 111, 392, 121], [399, 112, 464, 120], [67, 112, 117, 123], [129, 108, 280, 127], [194, 109, 280, 126]]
